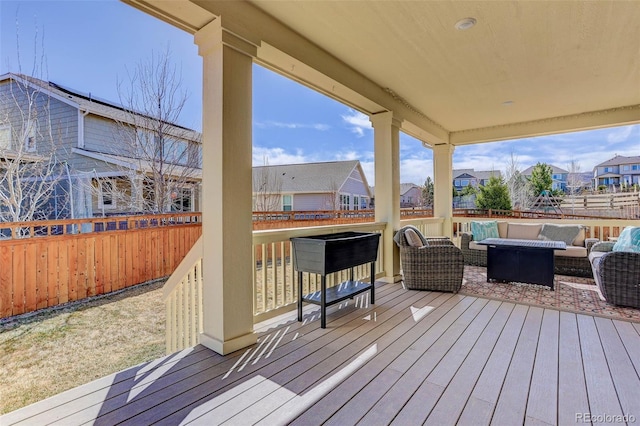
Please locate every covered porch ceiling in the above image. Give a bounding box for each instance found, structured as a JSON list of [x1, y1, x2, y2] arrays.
[[125, 0, 640, 146]]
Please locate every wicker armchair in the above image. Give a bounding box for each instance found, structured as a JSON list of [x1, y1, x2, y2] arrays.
[[393, 225, 464, 292], [589, 242, 640, 309]]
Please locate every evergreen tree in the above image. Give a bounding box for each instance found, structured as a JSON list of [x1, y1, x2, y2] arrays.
[[529, 162, 553, 196], [476, 175, 512, 210], [421, 177, 434, 207]]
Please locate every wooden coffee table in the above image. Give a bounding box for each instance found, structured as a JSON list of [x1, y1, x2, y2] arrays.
[[477, 238, 566, 289]]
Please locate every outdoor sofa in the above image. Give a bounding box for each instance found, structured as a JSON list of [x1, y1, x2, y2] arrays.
[[460, 221, 598, 277], [588, 226, 640, 309]]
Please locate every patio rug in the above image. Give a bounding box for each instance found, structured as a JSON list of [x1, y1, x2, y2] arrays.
[[459, 265, 640, 323]]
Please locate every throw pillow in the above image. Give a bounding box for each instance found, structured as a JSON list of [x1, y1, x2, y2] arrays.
[[538, 224, 582, 246], [404, 228, 424, 247], [470, 221, 499, 241], [613, 226, 640, 253]]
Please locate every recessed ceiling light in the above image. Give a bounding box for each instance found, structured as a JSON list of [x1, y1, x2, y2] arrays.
[[455, 17, 477, 31], [502, 100, 514, 106]]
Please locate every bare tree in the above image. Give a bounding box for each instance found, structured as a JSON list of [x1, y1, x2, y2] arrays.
[[323, 178, 341, 213], [253, 157, 283, 211], [0, 27, 69, 230], [566, 159, 583, 214], [504, 152, 531, 210], [113, 46, 201, 213]]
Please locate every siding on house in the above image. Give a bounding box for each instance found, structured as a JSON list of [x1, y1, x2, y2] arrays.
[[292, 193, 329, 211], [1, 73, 203, 219], [252, 160, 372, 212]]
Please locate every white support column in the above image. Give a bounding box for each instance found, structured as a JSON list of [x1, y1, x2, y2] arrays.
[[433, 144, 455, 238], [371, 111, 402, 283], [195, 19, 258, 355]]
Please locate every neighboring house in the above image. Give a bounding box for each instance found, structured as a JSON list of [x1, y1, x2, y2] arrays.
[[452, 169, 501, 192], [252, 160, 371, 211], [593, 155, 640, 188], [0, 73, 202, 220], [399, 183, 422, 207], [522, 164, 569, 192]]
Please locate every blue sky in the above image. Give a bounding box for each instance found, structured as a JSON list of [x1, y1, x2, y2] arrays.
[[2, 0, 638, 187]]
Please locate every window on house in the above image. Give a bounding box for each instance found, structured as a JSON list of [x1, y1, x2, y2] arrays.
[[164, 139, 188, 164], [339, 194, 350, 210], [353, 196, 360, 210], [623, 165, 630, 171], [454, 179, 460, 186], [461, 179, 469, 186], [99, 179, 117, 209], [282, 194, 292, 211], [24, 120, 37, 152], [633, 165, 639, 171], [0, 125, 11, 150], [171, 187, 193, 211]]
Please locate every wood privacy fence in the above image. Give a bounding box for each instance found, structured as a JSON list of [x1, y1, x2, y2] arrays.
[[0, 213, 202, 318]]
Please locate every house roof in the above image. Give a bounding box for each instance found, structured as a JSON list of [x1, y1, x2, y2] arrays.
[[596, 172, 621, 179], [453, 169, 501, 180], [0, 73, 201, 142], [522, 164, 569, 175], [252, 160, 370, 196], [72, 148, 202, 180], [594, 155, 640, 168], [126, 1, 640, 145], [399, 183, 420, 196]]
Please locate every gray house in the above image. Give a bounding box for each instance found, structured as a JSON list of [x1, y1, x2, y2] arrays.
[[399, 183, 422, 207], [252, 160, 371, 211], [0, 73, 202, 220], [453, 169, 501, 192], [593, 155, 640, 188], [522, 164, 569, 192]]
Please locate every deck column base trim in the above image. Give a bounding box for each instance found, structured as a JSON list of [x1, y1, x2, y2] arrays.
[[378, 274, 403, 284], [199, 331, 258, 355]]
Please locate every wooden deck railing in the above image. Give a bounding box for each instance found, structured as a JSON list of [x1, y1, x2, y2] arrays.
[[163, 236, 203, 354], [162, 222, 390, 353], [0, 213, 202, 318]]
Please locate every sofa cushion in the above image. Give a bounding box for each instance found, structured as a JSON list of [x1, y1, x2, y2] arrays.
[[588, 251, 607, 301], [469, 241, 487, 251], [554, 246, 587, 258], [612, 226, 640, 253], [538, 224, 582, 246], [404, 228, 424, 247], [497, 221, 509, 238], [573, 227, 586, 247], [471, 221, 499, 241], [507, 223, 542, 240]]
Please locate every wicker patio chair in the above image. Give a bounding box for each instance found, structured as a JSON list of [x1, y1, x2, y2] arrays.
[[589, 242, 640, 309], [393, 225, 464, 292]]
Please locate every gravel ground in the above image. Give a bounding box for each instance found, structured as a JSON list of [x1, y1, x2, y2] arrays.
[[0, 280, 166, 414]]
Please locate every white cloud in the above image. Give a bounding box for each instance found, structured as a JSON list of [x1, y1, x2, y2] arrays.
[[334, 151, 360, 161], [359, 161, 375, 186], [341, 109, 371, 138], [401, 158, 433, 185], [252, 146, 307, 166], [254, 120, 330, 131], [607, 125, 634, 144]]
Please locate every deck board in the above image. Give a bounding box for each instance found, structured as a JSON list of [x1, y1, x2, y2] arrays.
[[3, 282, 640, 426], [526, 309, 559, 425], [577, 315, 626, 420], [557, 312, 590, 425]]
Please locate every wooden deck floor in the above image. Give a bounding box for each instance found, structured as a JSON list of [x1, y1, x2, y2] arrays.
[[3, 282, 640, 425]]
